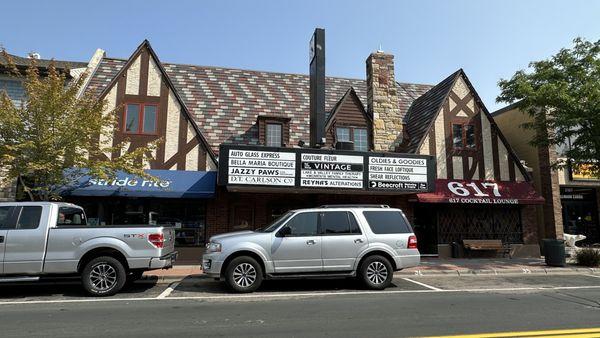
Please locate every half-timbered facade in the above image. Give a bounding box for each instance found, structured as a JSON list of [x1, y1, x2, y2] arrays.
[[8, 38, 543, 260]]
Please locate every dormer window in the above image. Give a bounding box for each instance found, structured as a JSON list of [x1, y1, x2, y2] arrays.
[[335, 126, 368, 151], [266, 123, 282, 147], [257, 116, 290, 147]]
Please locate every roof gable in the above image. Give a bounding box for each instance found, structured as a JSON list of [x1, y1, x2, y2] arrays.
[[88, 40, 217, 163], [404, 70, 461, 153], [325, 87, 371, 129], [85, 49, 433, 154]]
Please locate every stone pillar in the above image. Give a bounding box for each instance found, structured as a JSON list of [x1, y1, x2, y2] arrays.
[[366, 51, 402, 152]]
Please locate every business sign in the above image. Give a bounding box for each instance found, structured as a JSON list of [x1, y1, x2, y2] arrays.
[[570, 163, 600, 181], [227, 149, 296, 186], [417, 179, 544, 205], [218, 144, 435, 194], [368, 156, 429, 190], [301, 153, 363, 189], [62, 169, 217, 198]]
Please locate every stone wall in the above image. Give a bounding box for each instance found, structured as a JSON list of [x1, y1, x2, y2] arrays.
[[366, 52, 402, 152]]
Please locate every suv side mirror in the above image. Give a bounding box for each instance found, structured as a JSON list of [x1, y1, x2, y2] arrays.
[[277, 226, 291, 238]]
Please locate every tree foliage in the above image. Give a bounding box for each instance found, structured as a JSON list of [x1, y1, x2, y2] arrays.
[[0, 51, 158, 200], [497, 38, 600, 178]]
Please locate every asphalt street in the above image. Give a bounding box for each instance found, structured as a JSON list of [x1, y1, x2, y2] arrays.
[[0, 274, 599, 337]]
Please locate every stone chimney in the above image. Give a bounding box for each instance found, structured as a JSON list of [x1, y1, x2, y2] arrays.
[[366, 51, 402, 152]]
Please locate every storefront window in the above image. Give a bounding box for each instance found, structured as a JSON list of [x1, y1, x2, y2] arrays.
[[71, 197, 207, 246]]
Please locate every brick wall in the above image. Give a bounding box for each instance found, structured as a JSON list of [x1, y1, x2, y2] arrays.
[[205, 188, 412, 239], [521, 205, 539, 244], [538, 144, 564, 240]]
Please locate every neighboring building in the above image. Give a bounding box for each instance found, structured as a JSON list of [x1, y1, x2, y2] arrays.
[[0, 52, 87, 201], [6, 37, 545, 258], [493, 104, 599, 245]]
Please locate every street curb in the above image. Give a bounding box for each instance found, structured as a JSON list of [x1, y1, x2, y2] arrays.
[[394, 267, 599, 277], [141, 267, 600, 282]]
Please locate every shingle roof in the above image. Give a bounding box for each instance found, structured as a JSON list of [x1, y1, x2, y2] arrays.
[[403, 69, 461, 153], [0, 53, 88, 71], [87, 57, 432, 153]]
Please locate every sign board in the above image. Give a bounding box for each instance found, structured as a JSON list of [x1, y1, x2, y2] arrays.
[[416, 179, 544, 205], [569, 163, 600, 181], [218, 144, 435, 194]]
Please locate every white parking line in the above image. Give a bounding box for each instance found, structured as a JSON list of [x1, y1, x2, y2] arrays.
[[402, 278, 443, 291], [156, 282, 180, 299], [586, 274, 600, 279], [1, 284, 600, 306]]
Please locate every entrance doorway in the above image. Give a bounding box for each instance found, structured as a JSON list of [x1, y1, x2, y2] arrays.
[[413, 205, 439, 255]]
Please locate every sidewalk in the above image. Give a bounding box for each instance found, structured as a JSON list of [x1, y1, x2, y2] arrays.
[[143, 257, 599, 282]]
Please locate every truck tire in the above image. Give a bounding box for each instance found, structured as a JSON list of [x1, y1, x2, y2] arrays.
[[81, 256, 126, 296], [359, 255, 393, 290], [225, 256, 263, 293]]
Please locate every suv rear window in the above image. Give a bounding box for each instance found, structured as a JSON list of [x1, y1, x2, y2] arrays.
[[320, 211, 361, 235], [363, 211, 412, 234]]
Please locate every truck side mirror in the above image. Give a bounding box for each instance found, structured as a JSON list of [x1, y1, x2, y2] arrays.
[[277, 226, 291, 238]]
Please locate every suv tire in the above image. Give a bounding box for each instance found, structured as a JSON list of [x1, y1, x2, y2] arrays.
[[359, 255, 393, 290], [225, 256, 263, 293], [81, 256, 126, 297]]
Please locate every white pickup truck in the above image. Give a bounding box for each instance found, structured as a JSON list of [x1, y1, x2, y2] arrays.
[[0, 202, 177, 296]]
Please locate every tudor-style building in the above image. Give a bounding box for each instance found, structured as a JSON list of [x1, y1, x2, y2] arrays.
[[3, 37, 547, 259]]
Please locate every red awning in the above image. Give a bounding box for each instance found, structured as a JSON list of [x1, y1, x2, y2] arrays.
[[417, 179, 544, 205]]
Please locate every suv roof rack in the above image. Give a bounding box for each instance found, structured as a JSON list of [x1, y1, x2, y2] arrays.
[[318, 204, 390, 209]]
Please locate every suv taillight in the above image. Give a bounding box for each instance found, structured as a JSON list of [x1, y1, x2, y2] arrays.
[[149, 233, 165, 248], [408, 235, 418, 249]]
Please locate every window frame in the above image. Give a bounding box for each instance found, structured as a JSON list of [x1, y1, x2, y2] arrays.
[[319, 211, 362, 236], [0, 206, 16, 230], [335, 125, 369, 151], [278, 211, 320, 237], [123, 102, 159, 135], [451, 122, 477, 151], [14, 206, 43, 230], [265, 122, 284, 147]]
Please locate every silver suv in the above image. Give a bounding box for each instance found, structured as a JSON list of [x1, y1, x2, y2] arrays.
[[202, 205, 420, 292]]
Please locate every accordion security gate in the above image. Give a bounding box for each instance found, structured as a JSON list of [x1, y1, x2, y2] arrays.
[[437, 205, 523, 244]]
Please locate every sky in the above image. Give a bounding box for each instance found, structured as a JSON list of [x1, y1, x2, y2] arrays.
[[1, 0, 599, 111]]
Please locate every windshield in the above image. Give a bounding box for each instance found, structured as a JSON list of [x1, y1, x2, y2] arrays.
[[257, 211, 295, 233]]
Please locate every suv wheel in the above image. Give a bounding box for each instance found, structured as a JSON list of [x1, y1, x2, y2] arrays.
[[81, 256, 126, 297], [225, 256, 263, 293], [359, 255, 393, 290]]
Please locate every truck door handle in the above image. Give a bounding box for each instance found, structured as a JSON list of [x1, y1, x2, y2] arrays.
[[0, 236, 4, 243], [354, 238, 364, 244], [306, 240, 316, 245]]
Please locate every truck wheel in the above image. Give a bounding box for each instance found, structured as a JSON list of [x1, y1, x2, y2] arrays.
[[81, 256, 126, 297], [359, 255, 393, 290], [225, 256, 263, 293]]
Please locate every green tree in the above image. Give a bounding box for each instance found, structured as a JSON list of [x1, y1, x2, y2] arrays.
[[497, 38, 600, 178], [0, 51, 158, 201]]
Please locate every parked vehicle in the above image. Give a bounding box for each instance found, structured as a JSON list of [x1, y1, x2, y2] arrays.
[[0, 202, 177, 296], [203, 205, 420, 292]]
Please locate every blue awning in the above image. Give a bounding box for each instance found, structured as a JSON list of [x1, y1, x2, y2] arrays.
[[63, 170, 216, 198]]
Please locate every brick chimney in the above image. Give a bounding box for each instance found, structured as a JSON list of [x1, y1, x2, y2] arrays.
[[366, 51, 402, 152]]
